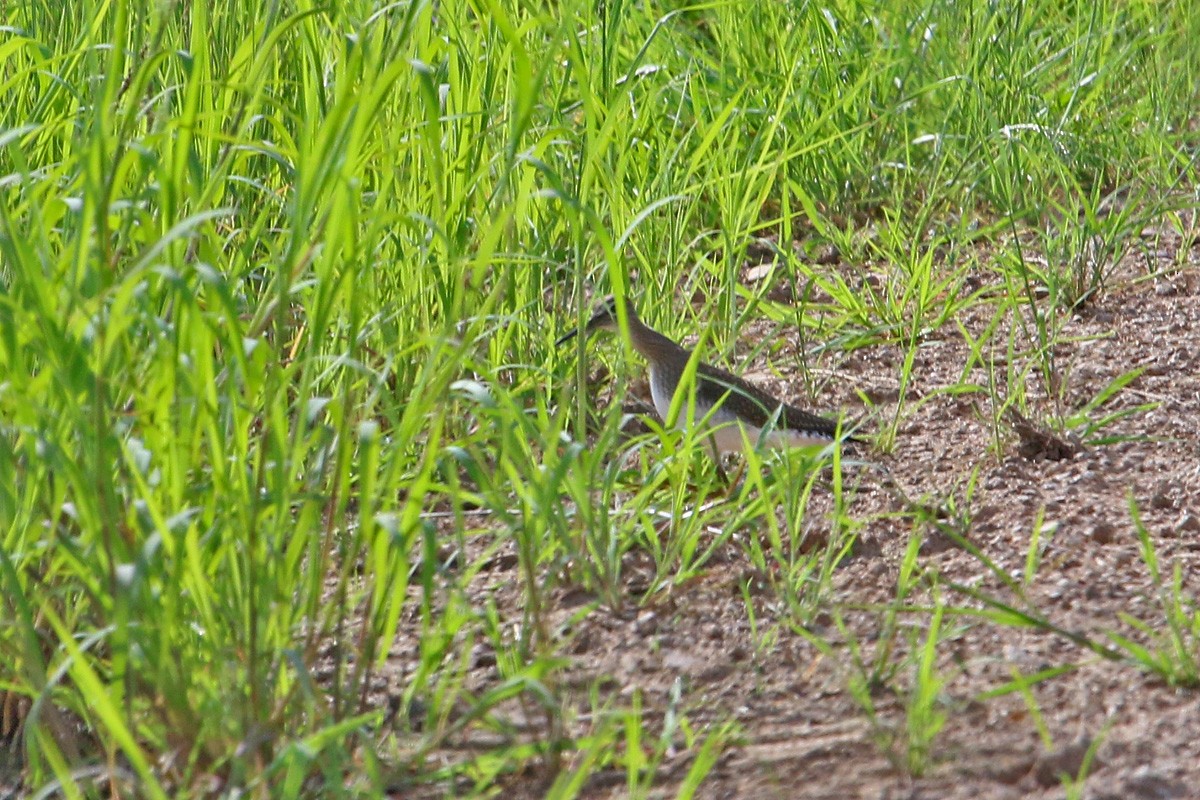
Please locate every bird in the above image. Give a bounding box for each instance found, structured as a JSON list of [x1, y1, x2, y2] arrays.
[[556, 294, 857, 456]]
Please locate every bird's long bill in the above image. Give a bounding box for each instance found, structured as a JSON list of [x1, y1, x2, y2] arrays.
[[554, 327, 581, 347]]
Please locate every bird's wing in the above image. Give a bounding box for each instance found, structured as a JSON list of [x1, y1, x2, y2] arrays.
[[695, 361, 849, 440]]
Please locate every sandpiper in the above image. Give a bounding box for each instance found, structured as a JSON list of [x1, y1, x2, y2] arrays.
[[556, 295, 857, 454]]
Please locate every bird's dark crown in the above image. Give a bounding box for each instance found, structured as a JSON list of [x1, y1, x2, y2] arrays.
[[556, 294, 640, 346], [583, 294, 639, 332]]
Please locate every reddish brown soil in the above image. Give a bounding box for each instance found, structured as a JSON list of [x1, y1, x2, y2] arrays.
[[395, 227, 1200, 799]]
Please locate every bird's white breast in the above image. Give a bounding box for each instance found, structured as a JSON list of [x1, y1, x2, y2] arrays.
[[648, 363, 674, 422]]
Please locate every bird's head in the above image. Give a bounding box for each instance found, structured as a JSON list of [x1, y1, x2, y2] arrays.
[[555, 295, 638, 346]]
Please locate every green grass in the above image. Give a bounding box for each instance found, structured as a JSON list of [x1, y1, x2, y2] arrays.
[[1, 0, 1198, 795]]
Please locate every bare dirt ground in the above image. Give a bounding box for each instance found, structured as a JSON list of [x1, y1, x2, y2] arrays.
[[395, 227, 1200, 799]]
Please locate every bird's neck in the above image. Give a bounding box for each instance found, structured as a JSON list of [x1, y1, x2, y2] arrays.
[[626, 316, 688, 363]]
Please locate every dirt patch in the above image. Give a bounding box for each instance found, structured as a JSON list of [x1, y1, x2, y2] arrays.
[[391, 229, 1200, 799]]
